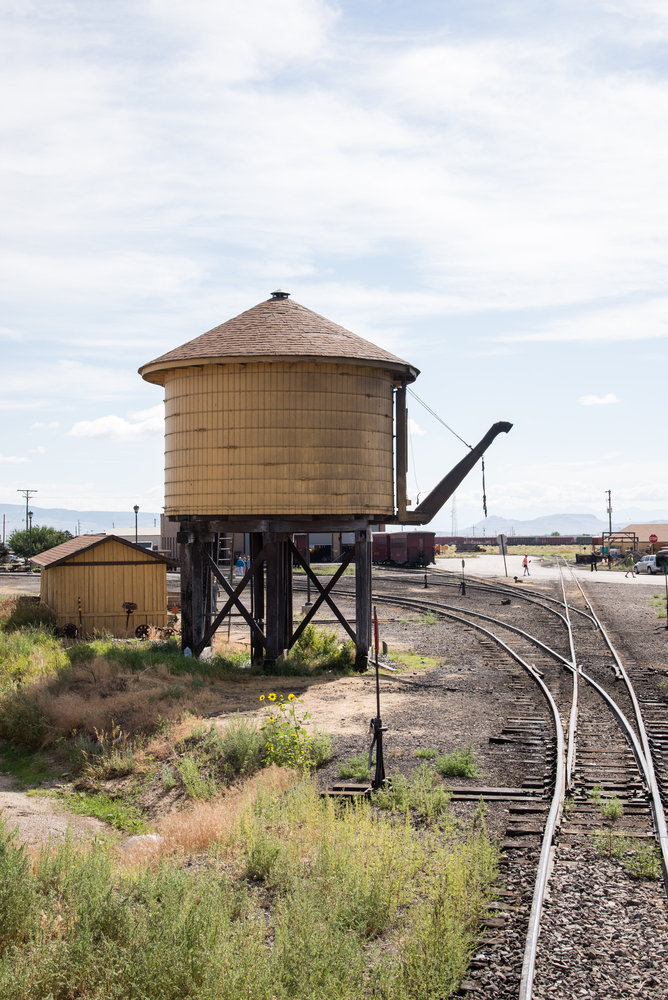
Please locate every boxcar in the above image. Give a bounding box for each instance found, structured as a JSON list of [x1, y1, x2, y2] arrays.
[[372, 532, 391, 565], [387, 532, 435, 567]]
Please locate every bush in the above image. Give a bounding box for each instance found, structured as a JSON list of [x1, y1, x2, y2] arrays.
[[0, 819, 37, 951], [277, 626, 356, 674], [436, 744, 481, 779], [0, 690, 48, 749], [1, 599, 56, 633]]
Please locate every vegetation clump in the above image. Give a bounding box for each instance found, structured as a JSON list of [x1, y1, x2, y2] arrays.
[[435, 744, 481, 779], [0, 775, 499, 999]]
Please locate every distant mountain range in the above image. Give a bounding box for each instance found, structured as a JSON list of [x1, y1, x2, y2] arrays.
[[434, 513, 668, 536], [2, 503, 667, 541], [0, 503, 161, 538]]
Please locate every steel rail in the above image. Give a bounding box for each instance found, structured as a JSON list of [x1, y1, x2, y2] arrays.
[[370, 564, 596, 622], [426, 567, 597, 624], [368, 590, 659, 998], [559, 565, 579, 792], [370, 591, 650, 780], [365, 592, 565, 1000], [563, 566, 668, 892]]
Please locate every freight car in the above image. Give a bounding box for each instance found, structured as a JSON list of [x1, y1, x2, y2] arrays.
[[372, 531, 435, 567]]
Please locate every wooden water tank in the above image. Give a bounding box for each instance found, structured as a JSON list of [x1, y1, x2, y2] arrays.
[[139, 292, 418, 518]]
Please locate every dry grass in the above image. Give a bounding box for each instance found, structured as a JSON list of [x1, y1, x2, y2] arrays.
[[29, 657, 233, 740], [155, 766, 297, 856]]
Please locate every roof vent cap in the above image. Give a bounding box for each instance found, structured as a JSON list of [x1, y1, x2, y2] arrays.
[[270, 289, 290, 300]]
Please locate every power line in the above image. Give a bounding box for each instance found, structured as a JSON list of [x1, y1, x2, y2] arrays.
[[17, 489, 38, 533], [406, 388, 473, 450]]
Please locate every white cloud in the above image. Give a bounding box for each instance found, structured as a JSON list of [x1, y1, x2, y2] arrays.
[[408, 418, 425, 436], [498, 298, 668, 344], [32, 421, 60, 429], [31, 445, 46, 454], [5, 361, 138, 404], [578, 393, 620, 406], [0, 326, 21, 340], [0, 454, 28, 464], [68, 404, 164, 442]]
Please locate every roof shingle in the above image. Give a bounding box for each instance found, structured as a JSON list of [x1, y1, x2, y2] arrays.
[[139, 294, 417, 384]]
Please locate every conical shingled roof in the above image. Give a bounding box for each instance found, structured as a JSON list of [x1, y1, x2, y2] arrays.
[[139, 293, 418, 385]]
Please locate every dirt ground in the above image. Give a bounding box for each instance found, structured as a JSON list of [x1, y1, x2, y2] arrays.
[[1, 563, 664, 847]]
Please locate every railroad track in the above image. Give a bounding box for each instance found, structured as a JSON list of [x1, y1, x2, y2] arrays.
[[313, 566, 668, 998]]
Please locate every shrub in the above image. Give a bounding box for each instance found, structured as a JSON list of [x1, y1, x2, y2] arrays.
[[277, 626, 356, 674], [600, 795, 624, 821], [260, 693, 316, 770], [1, 598, 56, 633], [177, 754, 219, 800], [0, 819, 37, 950], [435, 744, 481, 779], [0, 689, 48, 749]]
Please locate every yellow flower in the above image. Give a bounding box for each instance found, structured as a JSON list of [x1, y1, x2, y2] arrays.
[[259, 695, 265, 701], [288, 693, 296, 701], [268, 693, 276, 701], [268, 716, 275, 723]]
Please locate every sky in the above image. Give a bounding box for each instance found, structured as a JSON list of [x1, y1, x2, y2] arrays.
[[2, 0, 667, 535]]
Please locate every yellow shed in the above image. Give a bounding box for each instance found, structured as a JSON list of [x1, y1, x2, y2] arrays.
[[30, 534, 176, 637]]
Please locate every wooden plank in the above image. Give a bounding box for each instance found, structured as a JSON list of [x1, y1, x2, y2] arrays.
[[161, 361, 396, 518]]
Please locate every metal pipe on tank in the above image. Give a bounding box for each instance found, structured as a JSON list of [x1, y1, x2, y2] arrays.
[[389, 421, 513, 525]]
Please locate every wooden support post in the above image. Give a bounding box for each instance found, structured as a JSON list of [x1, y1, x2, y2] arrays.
[[178, 527, 194, 653], [354, 527, 372, 671], [191, 534, 206, 655], [250, 532, 265, 664], [265, 533, 292, 664]]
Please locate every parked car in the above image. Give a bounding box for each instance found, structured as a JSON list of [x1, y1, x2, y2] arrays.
[[634, 554, 658, 574]]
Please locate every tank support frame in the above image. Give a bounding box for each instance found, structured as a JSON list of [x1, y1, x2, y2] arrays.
[[177, 522, 372, 670]]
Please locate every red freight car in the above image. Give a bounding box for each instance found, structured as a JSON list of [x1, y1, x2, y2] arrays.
[[372, 531, 435, 567], [372, 532, 391, 565]]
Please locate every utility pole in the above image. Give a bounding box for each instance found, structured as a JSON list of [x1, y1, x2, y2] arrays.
[[606, 489, 613, 568], [17, 488, 38, 533]]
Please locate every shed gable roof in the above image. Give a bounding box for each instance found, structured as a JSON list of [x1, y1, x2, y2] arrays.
[[139, 294, 418, 385], [30, 534, 177, 568]]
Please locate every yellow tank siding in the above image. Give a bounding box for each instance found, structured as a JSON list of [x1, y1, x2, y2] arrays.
[[161, 361, 395, 516]]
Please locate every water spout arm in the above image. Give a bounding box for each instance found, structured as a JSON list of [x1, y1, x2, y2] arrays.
[[399, 421, 512, 525]]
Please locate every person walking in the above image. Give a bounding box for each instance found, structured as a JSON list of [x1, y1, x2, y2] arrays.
[[590, 550, 598, 572], [624, 553, 635, 578], [522, 555, 530, 576]]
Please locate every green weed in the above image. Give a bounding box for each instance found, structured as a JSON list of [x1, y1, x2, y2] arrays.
[[176, 754, 219, 800], [622, 843, 662, 880], [600, 795, 624, 821], [54, 789, 147, 833], [387, 649, 440, 672], [415, 748, 437, 759], [592, 829, 631, 859], [0, 747, 59, 788], [161, 765, 176, 791], [374, 764, 451, 820], [0, 775, 499, 1000], [436, 744, 481, 779], [337, 754, 372, 781]]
